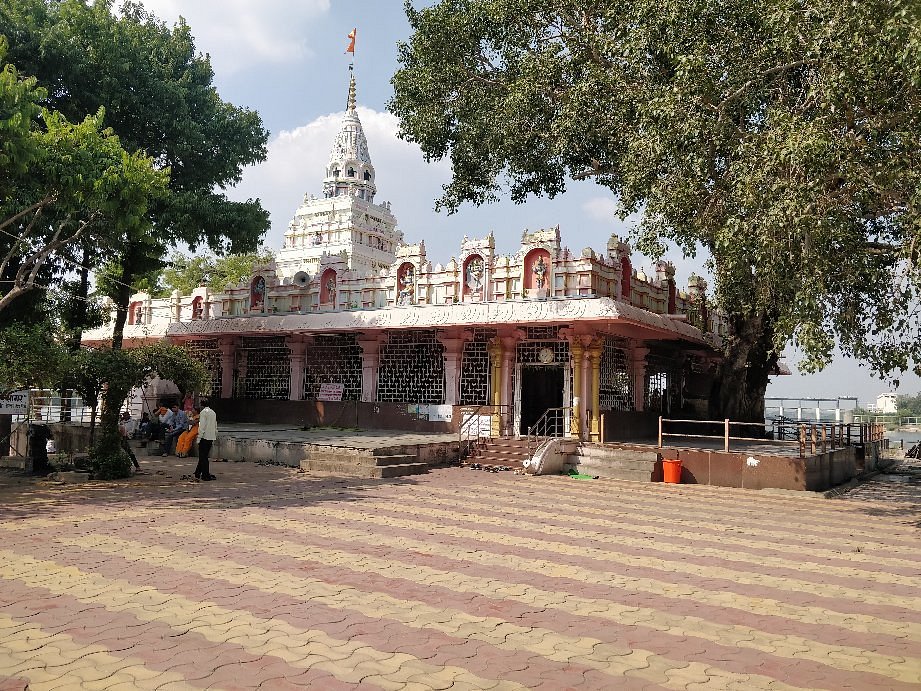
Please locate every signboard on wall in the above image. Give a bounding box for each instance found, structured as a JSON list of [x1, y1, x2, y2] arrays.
[[317, 383, 344, 402], [427, 405, 453, 422], [0, 390, 29, 415]]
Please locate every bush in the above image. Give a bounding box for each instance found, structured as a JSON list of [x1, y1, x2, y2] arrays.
[[91, 431, 132, 480]]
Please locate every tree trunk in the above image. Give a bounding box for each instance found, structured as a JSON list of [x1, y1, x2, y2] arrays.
[[111, 253, 136, 351], [709, 311, 779, 423], [0, 414, 11, 456], [68, 245, 92, 351], [62, 245, 92, 422]]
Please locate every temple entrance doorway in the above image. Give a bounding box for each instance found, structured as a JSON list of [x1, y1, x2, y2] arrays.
[[518, 366, 564, 435]]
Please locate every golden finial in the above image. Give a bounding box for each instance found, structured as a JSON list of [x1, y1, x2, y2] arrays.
[[347, 70, 357, 112]]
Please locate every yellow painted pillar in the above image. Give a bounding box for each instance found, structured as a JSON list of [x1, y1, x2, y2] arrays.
[[570, 341, 584, 438], [589, 340, 603, 442], [488, 340, 503, 436]]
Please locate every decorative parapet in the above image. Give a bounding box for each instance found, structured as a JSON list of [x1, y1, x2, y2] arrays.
[[166, 295, 720, 348], [86, 228, 729, 343]]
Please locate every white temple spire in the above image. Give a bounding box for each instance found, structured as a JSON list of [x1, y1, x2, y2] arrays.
[[323, 70, 375, 202]]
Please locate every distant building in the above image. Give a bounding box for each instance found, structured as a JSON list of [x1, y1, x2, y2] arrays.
[[868, 393, 898, 414]]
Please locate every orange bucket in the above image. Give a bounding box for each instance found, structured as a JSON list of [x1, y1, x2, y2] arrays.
[[662, 459, 682, 484]]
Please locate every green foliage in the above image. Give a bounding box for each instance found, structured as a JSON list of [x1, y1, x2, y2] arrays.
[[0, 36, 43, 178], [391, 0, 921, 419], [0, 321, 68, 395], [897, 392, 921, 417], [69, 341, 209, 478], [1, 40, 169, 314], [156, 248, 275, 295], [0, 0, 270, 344], [91, 429, 132, 480]]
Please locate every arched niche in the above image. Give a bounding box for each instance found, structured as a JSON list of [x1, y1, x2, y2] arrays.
[[463, 254, 485, 299], [397, 262, 415, 305], [250, 276, 266, 310], [524, 248, 551, 291], [128, 301, 143, 325], [320, 268, 337, 305], [191, 296, 203, 320]]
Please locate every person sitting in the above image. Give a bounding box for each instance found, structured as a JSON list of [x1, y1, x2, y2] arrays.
[[136, 412, 151, 440], [146, 406, 169, 445], [161, 404, 187, 456], [175, 409, 199, 458]]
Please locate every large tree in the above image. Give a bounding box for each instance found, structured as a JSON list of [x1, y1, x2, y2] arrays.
[[0, 0, 270, 348], [390, 0, 921, 421]]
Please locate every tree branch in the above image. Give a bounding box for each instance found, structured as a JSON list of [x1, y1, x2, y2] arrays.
[[716, 59, 819, 111]]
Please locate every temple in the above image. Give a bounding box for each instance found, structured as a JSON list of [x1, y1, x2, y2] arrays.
[[84, 73, 727, 441]]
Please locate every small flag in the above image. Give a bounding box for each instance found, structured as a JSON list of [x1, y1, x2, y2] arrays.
[[346, 28, 356, 55]]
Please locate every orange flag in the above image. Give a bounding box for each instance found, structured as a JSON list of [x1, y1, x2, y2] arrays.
[[346, 28, 356, 55]]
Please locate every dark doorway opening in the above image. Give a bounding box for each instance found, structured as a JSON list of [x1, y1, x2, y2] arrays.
[[519, 366, 565, 435]]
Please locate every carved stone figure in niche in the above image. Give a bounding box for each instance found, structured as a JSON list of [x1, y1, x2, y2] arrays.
[[466, 258, 484, 293], [325, 276, 336, 303], [398, 265, 415, 305], [313, 231, 322, 245], [251, 276, 266, 309], [533, 256, 547, 289]]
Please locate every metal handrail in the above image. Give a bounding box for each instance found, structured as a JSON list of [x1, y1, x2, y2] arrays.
[[458, 404, 512, 457], [527, 406, 572, 460], [658, 416, 887, 458]]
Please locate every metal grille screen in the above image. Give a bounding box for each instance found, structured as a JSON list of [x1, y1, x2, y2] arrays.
[[524, 325, 560, 341], [184, 339, 222, 397], [599, 338, 633, 411], [516, 340, 569, 366], [377, 330, 445, 403], [459, 329, 495, 405], [304, 334, 362, 401], [236, 336, 290, 400]]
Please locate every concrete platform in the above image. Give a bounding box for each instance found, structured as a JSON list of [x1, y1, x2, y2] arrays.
[[211, 424, 463, 478], [593, 435, 877, 491]]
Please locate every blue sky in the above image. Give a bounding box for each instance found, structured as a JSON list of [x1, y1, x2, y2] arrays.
[[137, 0, 920, 406]]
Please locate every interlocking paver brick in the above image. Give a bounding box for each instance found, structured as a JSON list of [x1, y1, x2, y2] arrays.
[[2, 457, 921, 689]]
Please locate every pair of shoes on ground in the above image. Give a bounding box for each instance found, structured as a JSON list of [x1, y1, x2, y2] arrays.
[[193, 473, 217, 481]]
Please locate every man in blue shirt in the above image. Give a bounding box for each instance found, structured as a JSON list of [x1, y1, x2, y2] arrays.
[[161, 404, 188, 456]]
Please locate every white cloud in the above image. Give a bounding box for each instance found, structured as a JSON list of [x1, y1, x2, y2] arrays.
[[136, 0, 330, 74], [229, 107, 453, 253], [582, 196, 621, 222]]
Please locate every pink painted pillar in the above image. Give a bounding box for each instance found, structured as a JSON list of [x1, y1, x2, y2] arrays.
[[632, 344, 649, 412], [358, 335, 384, 402], [438, 333, 467, 406], [287, 336, 306, 401]]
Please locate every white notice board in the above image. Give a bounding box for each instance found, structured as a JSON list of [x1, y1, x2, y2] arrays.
[[317, 383, 344, 402], [0, 390, 28, 415]]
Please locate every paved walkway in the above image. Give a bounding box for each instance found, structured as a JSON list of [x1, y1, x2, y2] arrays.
[[0, 451, 919, 690]]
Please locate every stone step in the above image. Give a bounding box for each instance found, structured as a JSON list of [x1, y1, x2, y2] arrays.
[[574, 446, 659, 463], [300, 458, 431, 478], [564, 456, 656, 481], [366, 454, 418, 467], [475, 446, 531, 457], [308, 451, 417, 467]]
